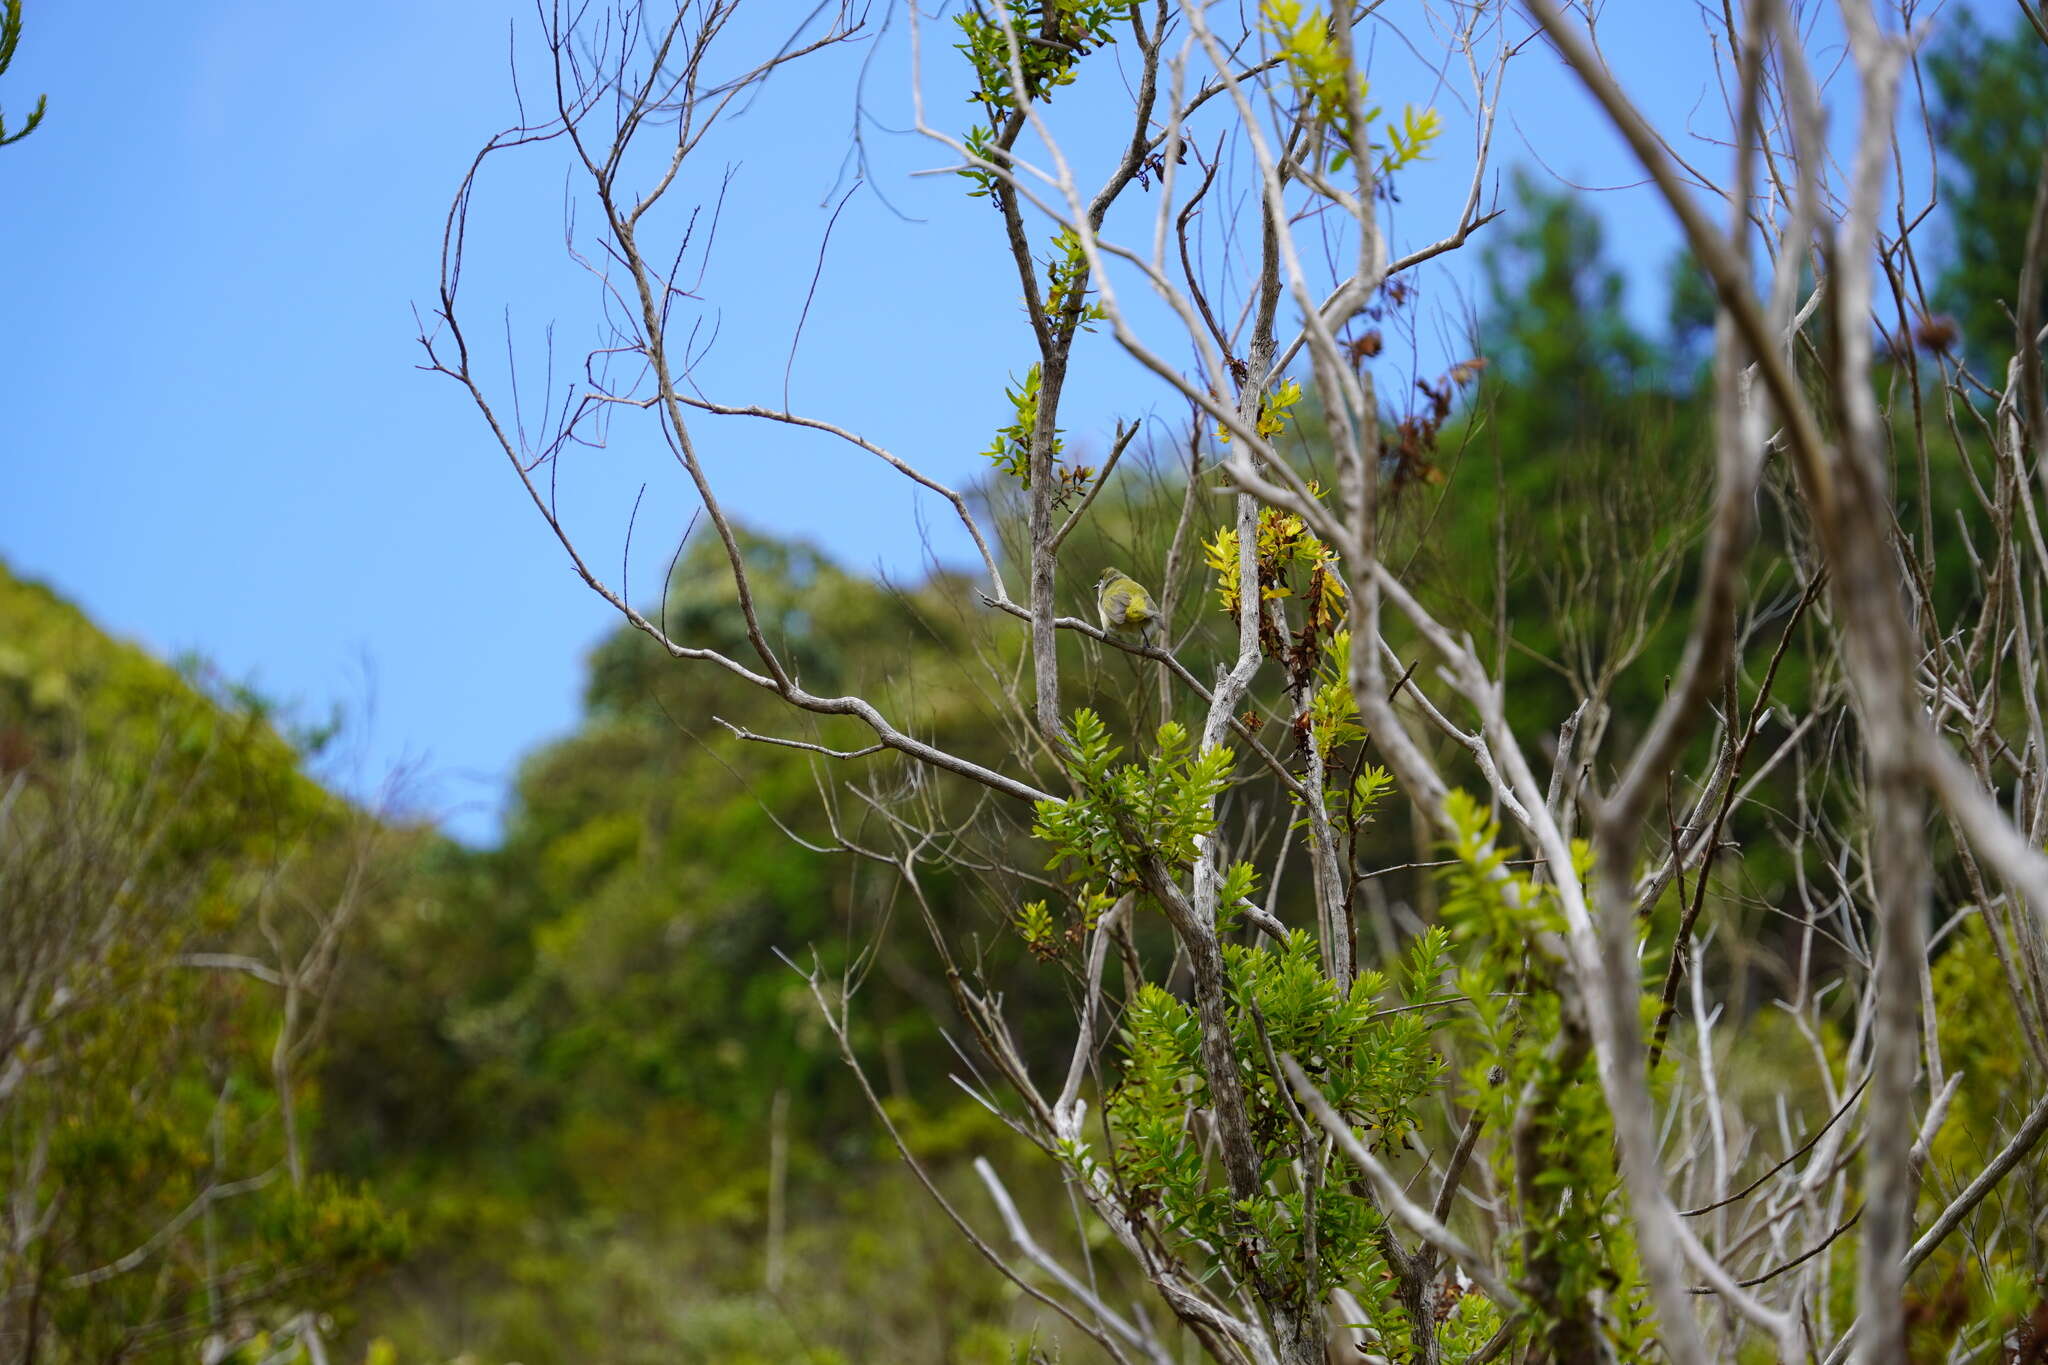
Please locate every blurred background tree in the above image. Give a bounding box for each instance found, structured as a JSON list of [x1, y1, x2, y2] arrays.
[[1928, 8, 2048, 368]]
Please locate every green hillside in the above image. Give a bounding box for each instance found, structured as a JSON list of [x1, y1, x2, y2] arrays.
[[0, 560, 410, 1360]]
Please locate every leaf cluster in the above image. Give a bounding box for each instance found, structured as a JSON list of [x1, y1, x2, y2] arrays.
[[1043, 225, 1109, 338], [955, 0, 1137, 116], [1105, 929, 1449, 1320], [1030, 709, 1235, 916], [1203, 489, 1349, 709], [1202, 498, 1344, 631], [1260, 1, 1439, 173]]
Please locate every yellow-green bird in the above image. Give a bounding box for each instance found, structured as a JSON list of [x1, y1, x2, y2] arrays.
[[1095, 566, 1161, 647]]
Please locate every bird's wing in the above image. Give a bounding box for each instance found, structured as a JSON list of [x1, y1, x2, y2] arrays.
[[1104, 584, 1134, 625]]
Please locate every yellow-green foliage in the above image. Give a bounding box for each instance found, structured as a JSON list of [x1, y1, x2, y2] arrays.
[[1438, 790, 1654, 1359], [1261, 1, 1441, 171], [1929, 911, 2028, 1146], [1908, 911, 2046, 1352], [1202, 494, 1345, 627]]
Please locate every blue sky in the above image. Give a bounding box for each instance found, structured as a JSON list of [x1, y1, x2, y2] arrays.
[[0, 1, 1972, 841]]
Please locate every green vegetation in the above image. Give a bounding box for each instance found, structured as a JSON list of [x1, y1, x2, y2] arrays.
[[14, 10, 2048, 1359], [0, 0, 45, 147], [7, 171, 2027, 1360], [0, 564, 410, 1360], [1929, 9, 2048, 367]]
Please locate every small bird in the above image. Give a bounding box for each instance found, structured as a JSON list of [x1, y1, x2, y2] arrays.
[[1095, 566, 1161, 647]]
